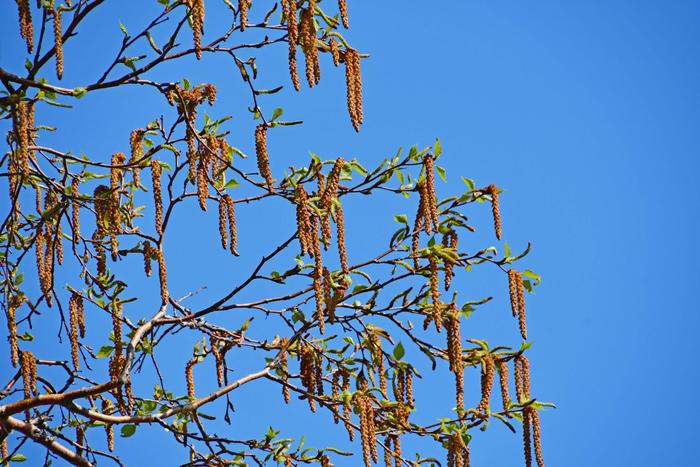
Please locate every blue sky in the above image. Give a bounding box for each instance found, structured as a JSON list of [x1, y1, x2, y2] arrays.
[[2, 0, 700, 465]]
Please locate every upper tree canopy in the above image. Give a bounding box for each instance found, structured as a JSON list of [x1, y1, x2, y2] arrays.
[[1, 1, 550, 466]]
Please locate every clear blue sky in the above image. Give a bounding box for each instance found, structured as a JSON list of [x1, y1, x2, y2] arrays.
[[2, 1, 700, 466]]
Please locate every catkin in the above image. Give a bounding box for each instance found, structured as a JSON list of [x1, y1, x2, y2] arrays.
[[286, 0, 300, 91], [531, 407, 545, 467], [110, 153, 126, 260], [69, 293, 81, 370], [142, 241, 153, 276], [516, 271, 527, 340], [331, 371, 340, 422], [71, 178, 81, 242], [255, 124, 274, 191], [508, 269, 519, 317], [445, 304, 463, 374], [157, 247, 169, 303], [429, 255, 442, 332], [196, 144, 210, 211], [295, 185, 312, 255], [485, 185, 502, 240], [223, 194, 238, 255], [151, 160, 163, 236], [112, 301, 123, 357], [218, 197, 229, 249], [185, 357, 197, 399], [477, 353, 495, 414], [443, 230, 458, 290], [17, 102, 30, 177], [424, 155, 439, 230], [76, 425, 85, 458], [53, 8, 63, 79], [239, 0, 249, 30], [299, 8, 319, 88], [341, 371, 353, 441], [344, 48, 363, 131], [497, 358, 511, 413], [129, 129, 145, 188], [523, 407, 533, 467], [329, 38, 340, 66], [338, 0, 349, 28], [21, 350, 37, 418], [281, 339, 290, 403], [299, 344, 317, 412], [317, 173, 331, 249], [312, 216, 325, 334], [8, 298, 19, 367], [356, 386, 378, 467], [192, 0, 205, 59], [17, 0, 33, 53], [102, 400, 114, 451]]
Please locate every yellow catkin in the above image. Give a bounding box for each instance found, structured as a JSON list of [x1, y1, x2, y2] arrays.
[[110, 153, 126, 261], [218, 197, 229, 249], [151, 160, 163, 235], [515, 354, 533, 466], [196, 143, 210, 211], [142, 241, 153, 277], [53, 8, 63, 79], [93, 230, 106, 278], [497, 358, 511, 413], [323, 268, 334, 323], [8, 298, 19, 367], [485, 185, 502, 240], [185, 357, 197, 399], [445, 304, 463, 374], [255, 124, 274, 191], [384, 436, 393, 467], [424, 155, 439, 230], [21, 350, 37, 417], [405, 369, 413, 407], [299, 344, 317, 412], [281, 339, 290, 403], [129, 129, 145, 188], [508, 269, 519, 317], [523, 407, 533, 467], [17, 0, 34, 53], [338, 0, 349, 28], [109, 355, 126, 415], [239, 0, 249, 31], [317, 173, 331, 249], [34, 228, 51, 305], [295, 185, 312, 255], [531, 407, 545, 467], [344, 48, 363, 131], [370, 334, 386, 396], [223, 194, 238, 255], [356, 383, 378, 467], [69, 293, 81, 370], [157, 248, 169, 303], [192, 0, 205, 59], [71, 178, 81, 242], [331, 370, 340, 422], [329, 38, 340, 66], [112, 301, 123, 357], [477, 353, 495, 414]]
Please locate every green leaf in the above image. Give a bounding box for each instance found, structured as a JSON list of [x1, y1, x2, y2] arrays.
[[9, 454, 27, 462], [393, 342, 405, 360], [73, 87, 87, 99], [96, 345, 114, 358], [434, 138, 442, 157], [17, 332, 34, 341], [522, 269, 541, 286], [224, 178, 239, 189], [393, 214, 408, 225], [436, 165, 447, 182], [271, 107, 283, 121], [119, 21, 128, 35], [120, 424, 136, 437]]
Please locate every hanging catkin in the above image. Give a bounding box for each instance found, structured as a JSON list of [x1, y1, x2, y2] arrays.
[[286, 0, 300, 91], [344, 48, 363, 131], [192, 0, 205, 59], [311, 215, 325, 334], [299, 8, 319, 88], [218, 197, 229, 249], [516, 271, 527, 341], [185, 357, 197, 399], [71, 178, 81, 242], [497, 357, 511, 413], [295, 185, 312, 255], [142, 241, 153, 276], [239, 0, 249, 31], [7, 298, 19, 367], [429, 255, 442, 332], [329, 38, 340, 66], [255, 124, 274, 191], [223, 194, 238, 255], [129, 129, 145, 188], [443, 230, 458, 290], [157, 247, 169, 303], [477, 353, 495, 414], [151, 160, 163, 236], [53, 7, 63, 79], [17, 0, 33, 53], [338, 0, 349, 28], [280, 338, 290, 403], [299, 343, 317, 411], [424, 155, 439, 230], [69, 293, 81, 370], [484, 184, 502, 239]]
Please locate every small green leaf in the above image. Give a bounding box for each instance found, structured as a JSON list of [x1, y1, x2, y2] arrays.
[[9, 454, 27, 462], [73, 87, 88, 99], [271, 107, 283, 121], [436, 165, 447, 182], [224, 178, 239, 189], [120, 424, 136, 437], [96, 345, 114, 358], [434, 138, 442, 157], [393, 214, 408, 225], [119, 21, 128, 35], [393, 342, 405, 360]]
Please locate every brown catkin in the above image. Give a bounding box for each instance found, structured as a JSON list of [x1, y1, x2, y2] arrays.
[[384, 436, 392, 467], [299, 8, 318, 88], [317, 173, 330, 249], [329, 38, 340, 66], [185, 357, 197, 399], [477, 353, 495, 414], [429, 255, 442, 332], [531, 407, 545, 467], [516, 271, 528, 341], [102, 400, 114, 451], [497, 358, 511, 414], [21, 350, 37, 417], [299, 344, 317, 412], [310, 215, 325, 334], [192, 0, 205, 59], [218, 197, 229, 249], [295, 185, 312, 255], [239, 0, 249, 30], [211, 336, 223, 386], [341, 371, 354, 441], [486, 184, 502, 240], [331, 370, 340, 422], [445, 304, 463, 374], [71, 178, 81, 242], [69, 293, 81, 370], [142, 241, 153, 277], [255, 124, 274, 191], [285, 0, 300, 86], [523, 406, 533, 467], [112, 301, 123, 357], [338, 0, 349, 28], [344, 48, 363, 131], [508, 269, 519, 317], [17, 102, 30, 178], [424, 155, 439, 231], [53, 8, 63, 79], [1, 439, 7, 465], [223, 194, 238, 255], [151, 160, 163, 236], [443, 230, 457, 290], [157, 247, 169, 303], [129, 129, 145, 188], [281, 341, 290, 403], [196, 144, 210, 211], [17, 0, 33, 53], [405, 369, 413, 407], [8, 298, 19, 367]]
